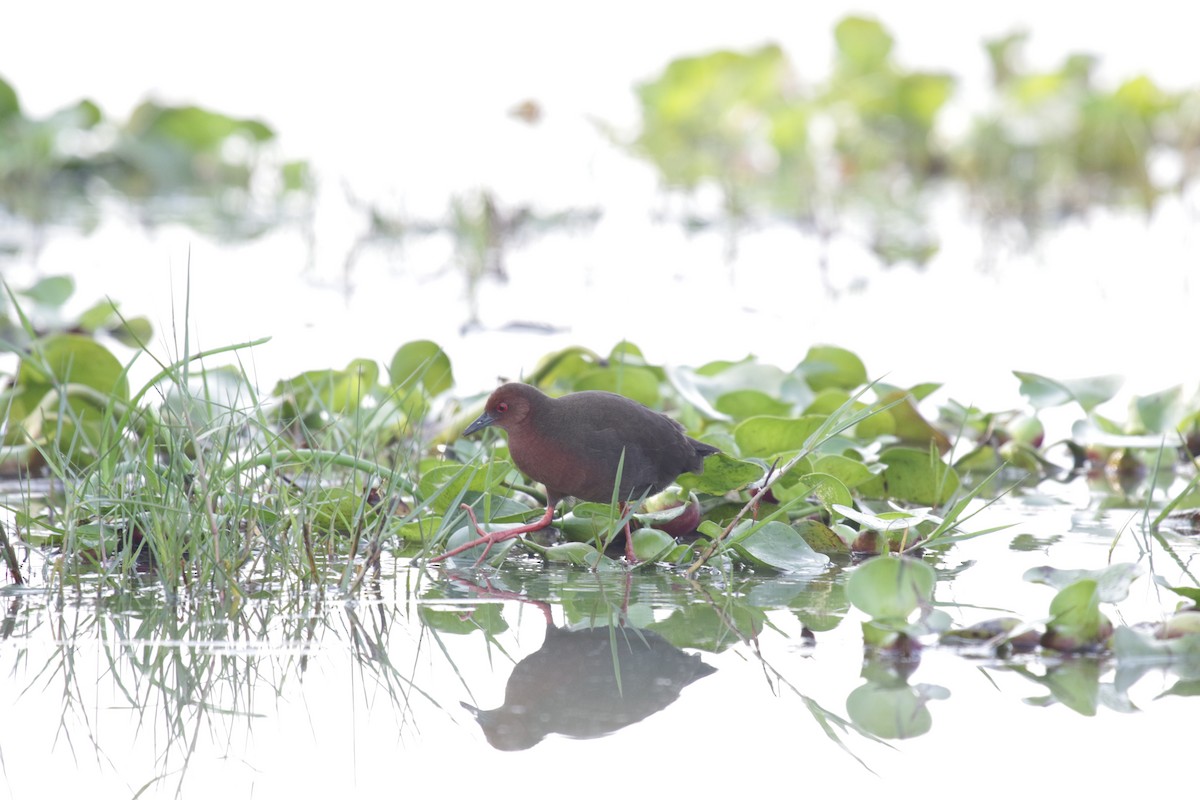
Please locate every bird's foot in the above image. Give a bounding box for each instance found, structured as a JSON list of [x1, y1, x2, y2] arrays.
[[428, 503, 555, 566]]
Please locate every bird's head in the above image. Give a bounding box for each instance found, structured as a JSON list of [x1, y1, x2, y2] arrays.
[[463, 383, 540, 436]]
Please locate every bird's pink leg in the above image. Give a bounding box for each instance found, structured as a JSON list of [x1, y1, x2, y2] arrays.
[[428, 503, 557, 565], [621, 502, 638, 563]]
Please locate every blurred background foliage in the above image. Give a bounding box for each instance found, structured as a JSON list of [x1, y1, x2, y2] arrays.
[[627, 17, 1200, 266], [0, 74, 313, 250], [3, 15, 1199, 276]]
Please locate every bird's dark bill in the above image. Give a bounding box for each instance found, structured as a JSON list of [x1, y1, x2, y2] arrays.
[[463, 410, 498, 436]]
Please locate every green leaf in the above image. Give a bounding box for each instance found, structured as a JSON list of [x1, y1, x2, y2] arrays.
[[17, 275, 74, 308], [1023, 563, 1142, 603], [733, 414, 825, 458], [714, 388, 793, 419], [0, 76, 19, 120], [543, 541, 603, 566], [631, 527, 676, 562], [834, 16, 894, 73], [1014, 371, 1123, 413], [794, 518, 850, 555], [1047, 579, 1104, 643], [811, 453, 875, 488], [1131, 386, 1182, 433], [846, 555, 936, 621], [573, 365, 660, 408], [796, 345, 867, 392], [868, 447, 959, 506], [111, 316, 153, 348], [772, 471, 852, 511], [731, 520, 830, 572], [389, 340, 453, 396], [11, 334, 130, 427]]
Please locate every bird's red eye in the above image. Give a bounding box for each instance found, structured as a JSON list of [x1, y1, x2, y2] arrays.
[[497, 402, 509, 413]]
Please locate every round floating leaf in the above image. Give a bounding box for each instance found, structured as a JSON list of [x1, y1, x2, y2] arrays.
[[676, 452, 764, 494], [1132, 386, 1183, 434], [811, 453, 875, 489], [795, 518, 850, 555], [715, 388, 793, 419], [17, 275, 74, 308], [871, 447, 959, 506], [543, 541, 603, 566], [111, 316, 154, 348], [733, 414, 825, 458], [389, 340, 453, 396], [573, 365, 660, 408], [1024, 563, 1142, 603], [17, 334, 129, 402], [772, 471, 852, 511], [854, 407, 896, 439], [847, 555, 936, 621], [1047, 579, 1104, 644], [309, 487, 373, 535], [1014, 371, 1123, 413], [878, 390, 949, 452], [796, 345, 867, 392], [731, 520, 830, 572], [631, 527, 676, 562], [0, 76, 19, 120]]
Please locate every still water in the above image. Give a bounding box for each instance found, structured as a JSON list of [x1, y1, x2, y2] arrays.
[[2, 478, 1195, 798]]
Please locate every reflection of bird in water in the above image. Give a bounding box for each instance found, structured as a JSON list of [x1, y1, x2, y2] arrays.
[[464, 623, 716, 751], [447, 572, 715, 751]]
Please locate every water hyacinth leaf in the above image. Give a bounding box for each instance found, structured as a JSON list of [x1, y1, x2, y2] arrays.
[[796, 345, 867, 392], [435, 524, 519, 566], [731, 521, 830, 572], [1023, 563, 1142, 603], [389, 340, 453, 396], [795, 518, 851, 555], [853, 407, 896, 439], [865, 447, 960, 506], [273, 359, 379, 416], [16, 334, 130, 405], [1154, 577, 1200, 605], [834, 503, 932, 533], [0, 76, 18, 119], [9, 336, 130, 453], [733, 414, 826, 458], [714, 388, 793, 419], [771, 471, 852, 510], [1014, 371, 1123, 413], [811, 453, 875, 488], [846, 555, 936, 621], [131, 101, 275, 150], [395, 515, 444, 543], [309, 487, 373, 535], [419, 462, 512, 514], [666, 360, 790, 420], [574, 365, 660, 408], [1047, 579, 1104, 642], [803, 388, 852, 416], [878, 390, 950, 452], [543, 541, 603, 567], [1131, 385, 1182, 433], [17, 275, 74, 308], [631, 527, 676, 562]]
